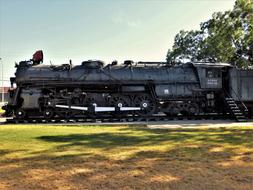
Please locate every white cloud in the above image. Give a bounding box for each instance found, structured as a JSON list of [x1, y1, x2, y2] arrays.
[[126, 19, 141, 28], [112, 12, 141, 28]]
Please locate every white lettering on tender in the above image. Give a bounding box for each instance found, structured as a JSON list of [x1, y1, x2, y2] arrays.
[[207, 79, 218, 85]]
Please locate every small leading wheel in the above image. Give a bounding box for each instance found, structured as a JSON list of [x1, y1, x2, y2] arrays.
[[14, 109, 26, 119], [43, 108, 55, 119], [134, 95, 156, 116]]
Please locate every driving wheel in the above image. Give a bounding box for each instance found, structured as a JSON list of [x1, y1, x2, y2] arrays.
[[134, 94, 156, 116]]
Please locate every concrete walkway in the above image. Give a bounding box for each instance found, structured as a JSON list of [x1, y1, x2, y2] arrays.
[[147, 120, 253, 129]]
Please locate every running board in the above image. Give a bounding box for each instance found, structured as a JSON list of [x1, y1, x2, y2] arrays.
[[55, 105, 141, 112]]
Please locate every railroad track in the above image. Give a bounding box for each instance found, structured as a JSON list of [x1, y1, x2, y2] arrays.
[[4, 113, 232, 124]]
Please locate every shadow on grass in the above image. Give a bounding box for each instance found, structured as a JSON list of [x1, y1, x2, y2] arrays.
[[37, 132, 195, 150], [0, 149, 27, 157], [36, 126, 253, 151], [124, 126, 253, 147]]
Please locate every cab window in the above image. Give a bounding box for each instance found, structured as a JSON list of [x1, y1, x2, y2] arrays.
[[206, 69, 221, 78]]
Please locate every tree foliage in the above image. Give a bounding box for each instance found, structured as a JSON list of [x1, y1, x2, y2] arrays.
[[166, 0, 253, 68]]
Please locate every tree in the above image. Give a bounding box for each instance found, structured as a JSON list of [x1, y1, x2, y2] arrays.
[[166, 0, 253, 68], [232, 0, 253, 67], [166, 30, 205, 65]]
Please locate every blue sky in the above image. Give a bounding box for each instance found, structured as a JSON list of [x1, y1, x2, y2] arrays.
[[0, 0, 235, 85]]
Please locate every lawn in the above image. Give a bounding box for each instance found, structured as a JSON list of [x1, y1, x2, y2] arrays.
[[0, 124, 253, 190]]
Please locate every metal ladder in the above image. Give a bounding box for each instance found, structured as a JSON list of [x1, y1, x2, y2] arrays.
[[225, 97, 248, 122]]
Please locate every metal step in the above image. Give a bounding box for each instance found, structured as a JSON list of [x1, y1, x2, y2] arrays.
[[234, 114, 243, 117], [228, 104, 237, 107], [234, 112, 243, 115], [231, 109, 240, 112], [237, 119, 247, 122]]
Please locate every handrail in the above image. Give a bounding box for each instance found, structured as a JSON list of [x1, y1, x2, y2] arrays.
[[226, 87, 248, 112]]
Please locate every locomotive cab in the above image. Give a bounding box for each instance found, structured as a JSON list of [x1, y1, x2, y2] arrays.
[[192, 62, 231, 112], [192, 62, 231, 89]]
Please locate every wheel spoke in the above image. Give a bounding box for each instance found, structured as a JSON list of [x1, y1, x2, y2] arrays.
[[134, 94, 156, 116]]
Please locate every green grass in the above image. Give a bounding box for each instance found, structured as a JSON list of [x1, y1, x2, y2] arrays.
[[0, 124, 253, 161], [1, 124, 253, 190]]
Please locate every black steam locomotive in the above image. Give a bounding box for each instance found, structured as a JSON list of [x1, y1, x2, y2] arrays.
[[3, 51, 253, 122]]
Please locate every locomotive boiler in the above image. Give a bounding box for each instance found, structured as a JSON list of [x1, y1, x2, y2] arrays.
[[2, 51, 252, 122]]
